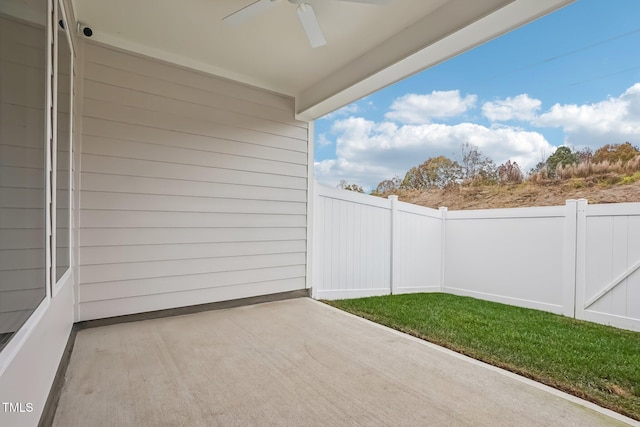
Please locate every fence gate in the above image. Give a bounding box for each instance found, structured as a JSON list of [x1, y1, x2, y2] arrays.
[[575, 202, 640, 331]]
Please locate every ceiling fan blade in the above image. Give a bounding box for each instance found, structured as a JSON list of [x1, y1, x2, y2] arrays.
[[296, 3, 326, 48], [336, 0, 389, 4], [223, 0, 277, 25]]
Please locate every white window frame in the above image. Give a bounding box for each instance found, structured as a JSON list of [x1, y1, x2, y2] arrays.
[[0, 0, 55, 375], [52, 0, 74, 296]]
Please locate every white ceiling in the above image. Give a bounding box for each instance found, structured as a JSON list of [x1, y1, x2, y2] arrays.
[[71, 0, 445, 93], [68, 0, 573, 119]]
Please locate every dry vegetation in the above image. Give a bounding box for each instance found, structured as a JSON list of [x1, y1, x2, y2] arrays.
[[370, 143, 640, 210], [383, 177, 640, 210]]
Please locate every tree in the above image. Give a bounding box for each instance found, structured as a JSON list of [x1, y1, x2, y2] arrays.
[[401, 156, 462, 190], [574, 147, 593, 164], [337, 180, 364, 193], [528, 161, 547, 177], [373, 176, 402, 195], [592, 142, 640, 164], [546, 146, 577, 178], [459, 143, 497, 183], [497, 160, 523, 184]]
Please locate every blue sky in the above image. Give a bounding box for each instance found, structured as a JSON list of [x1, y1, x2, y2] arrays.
[[314, 0, 640, 191]]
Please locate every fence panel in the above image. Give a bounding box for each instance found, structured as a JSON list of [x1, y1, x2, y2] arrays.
[[443, 206, 569, 314], [312, 184, 640, 331], [313, 185, 391, 300], [578, 203, 640, 331], [394, 201, 443, 295]]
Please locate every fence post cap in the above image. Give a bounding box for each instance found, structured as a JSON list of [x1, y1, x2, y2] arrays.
[[387, 195, 399, 201]]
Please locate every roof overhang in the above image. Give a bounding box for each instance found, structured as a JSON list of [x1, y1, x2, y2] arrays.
[[298, 0, 575, 120]]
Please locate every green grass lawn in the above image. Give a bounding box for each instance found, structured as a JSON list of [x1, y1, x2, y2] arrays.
[[325, 293, 640, 421]]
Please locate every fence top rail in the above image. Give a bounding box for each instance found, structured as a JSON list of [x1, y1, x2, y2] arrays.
[[586, 202, 640, 217], [315, 184, 391, 209], [446, 204, 566, 220], [396, 200, 442, 218]]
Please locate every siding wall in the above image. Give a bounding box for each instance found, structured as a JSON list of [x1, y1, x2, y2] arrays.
[[78, 43, 309, 321], [0, 15, 47, 334]]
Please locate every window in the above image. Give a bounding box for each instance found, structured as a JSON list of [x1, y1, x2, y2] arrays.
[[55, 4, 72, 282], [0, 1, 48, 351]]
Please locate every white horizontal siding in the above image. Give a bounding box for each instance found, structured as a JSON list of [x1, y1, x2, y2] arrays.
[[81, 134, 306, 177], [82, 45, 295, 113], [80, 173, 306, 202], [83, 80, 307, 140], [79, 266, 307, 303], [81, 241, 306, 265], [80, 227, 306, 247], [82, 62, 301, 126], [78, 43, 309, 320], [80, 192, 306, 214], [82, 99, 307, 155], [80, 210, 306, 229], [81, 154, 306, 189], [83, 117, 306, 161], [78, 278, 303, 321], [80, 253, 306, 284]]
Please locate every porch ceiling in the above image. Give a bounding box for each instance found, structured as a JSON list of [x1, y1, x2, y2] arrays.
[[70, 0, 573, 120]]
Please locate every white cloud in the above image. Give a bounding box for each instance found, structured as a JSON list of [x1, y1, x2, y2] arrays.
[[482, 94, 542, 121], [534, 83, 640, 147], [316, 133, 332, 146], [315, 117, 552, 190], [385, 90, 477, 124], [315, 83, 640, 190]]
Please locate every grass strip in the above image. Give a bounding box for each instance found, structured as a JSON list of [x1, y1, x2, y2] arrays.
[[325, 293, 640, 420]]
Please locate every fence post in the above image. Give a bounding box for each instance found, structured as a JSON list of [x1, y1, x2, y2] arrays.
[[309, 180, 319, 299], [439, 206, 448, 293], [563, 200, 578, 318], [388, 195, 399, 295], [574, 199, 588, 320]]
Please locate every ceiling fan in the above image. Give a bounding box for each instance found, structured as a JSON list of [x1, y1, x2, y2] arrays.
[[223, 0, 387, 48]]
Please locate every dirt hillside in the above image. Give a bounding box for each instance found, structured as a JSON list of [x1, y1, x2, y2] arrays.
[[386, 179, 640, 210]]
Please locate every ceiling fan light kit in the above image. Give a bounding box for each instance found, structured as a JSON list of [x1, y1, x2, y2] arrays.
[[223, 0, 385, 48]]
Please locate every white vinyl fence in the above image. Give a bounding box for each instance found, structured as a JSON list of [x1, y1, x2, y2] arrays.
[[578, 203, 640, 331], [312, 183, 640, 332]]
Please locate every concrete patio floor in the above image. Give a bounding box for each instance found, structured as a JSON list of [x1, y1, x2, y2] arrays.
[[52, 297, 638, 426]]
